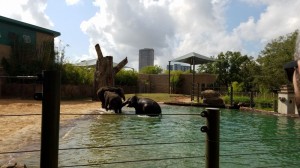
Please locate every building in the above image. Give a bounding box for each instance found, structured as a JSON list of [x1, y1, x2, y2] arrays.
[[0, 15, 60, 75], [139, 48, 154, 71], [167, 63, 190, 71]]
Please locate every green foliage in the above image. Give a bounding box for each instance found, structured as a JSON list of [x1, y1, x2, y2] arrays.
[[198, 51, 252, 90], [115, 69, 138, 86], [232, 81, 244, 92], [140, 65, 163, 74], [223, 95, 250, 104], [164, 70, 189, 92], [256, 30, 298, 89], [255, 97, 274, 109], [61, 64, 94, 85]]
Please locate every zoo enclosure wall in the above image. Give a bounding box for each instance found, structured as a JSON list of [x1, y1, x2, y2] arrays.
[[0, 73, 217, 99]]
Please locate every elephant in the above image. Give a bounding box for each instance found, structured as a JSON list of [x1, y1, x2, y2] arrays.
[[104, 91, 123, 113], [123, 96, 161, 116], [97, 86, 125, 109]]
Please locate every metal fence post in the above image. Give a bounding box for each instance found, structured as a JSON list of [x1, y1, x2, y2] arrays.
[[40, 70, 61, 168], [230, 86, 233, 106], [197, 83, 200, 103], [201, 108, 220, 168]]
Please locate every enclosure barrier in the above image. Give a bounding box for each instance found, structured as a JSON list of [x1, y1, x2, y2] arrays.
[[40, 70, 61, 168], [0, 77, 299, 167], [201, 108, 220, 168], [1, 111, 300, 167]]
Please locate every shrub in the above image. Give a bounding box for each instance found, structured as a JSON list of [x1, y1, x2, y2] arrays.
[[61, 64, 94, 85], [115, 69, 138, 86], [223, 95, 250, 104]]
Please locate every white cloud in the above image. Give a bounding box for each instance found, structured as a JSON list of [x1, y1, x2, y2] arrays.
[[0, 0, 53, 28], [81, 0, 231, 70], [65, 0, 81, 6], [232, 0, 300, 51]]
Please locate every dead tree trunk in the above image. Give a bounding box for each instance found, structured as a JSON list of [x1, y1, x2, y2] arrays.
[[92, 44, 128, 100]]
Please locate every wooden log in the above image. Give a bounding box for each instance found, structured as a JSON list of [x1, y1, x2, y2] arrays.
[[114, 57, 128, 74], [92, 43, 128, 100]]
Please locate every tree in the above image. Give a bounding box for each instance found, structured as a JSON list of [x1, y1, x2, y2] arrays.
[[198, 51, 251, 89], [256, 30, 298, 90], [239, 57, 261, 91], [140, 65, 163, 74]]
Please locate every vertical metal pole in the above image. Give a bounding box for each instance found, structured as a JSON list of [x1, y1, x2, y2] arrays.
[[197, 83, 200, 103], [230, 86, 233, 106], [274, 93, 278, 112], [40, 70, 61, 168], [250, 91, 254, 108], [201, 108, 220, 168], [192, 57, 195, 101], [169, 61, 171, 94]]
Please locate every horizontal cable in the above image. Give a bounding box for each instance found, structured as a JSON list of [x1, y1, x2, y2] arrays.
[[59, 141, 200, 151], [0, 114, 41, 117], [0, 141, 199, 155], [221, 149, 300, 157], [255, 162, 300, 168], [0, 75, 38, 79], [0, 113, 202, 117], [195, 135, 300, 143], [0, 149, 40, 155], [59, 155, 203, 167], [60, 113, 202, 116], [220, 137, 300, 143]]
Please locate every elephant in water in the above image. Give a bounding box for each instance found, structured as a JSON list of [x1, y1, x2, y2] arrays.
[[123, 96, 161, 117], [97, 86, 125, 109], [104, 91, 123, 113]]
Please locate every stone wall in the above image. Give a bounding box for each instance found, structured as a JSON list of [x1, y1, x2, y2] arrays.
[[180, 73, 217, 95]]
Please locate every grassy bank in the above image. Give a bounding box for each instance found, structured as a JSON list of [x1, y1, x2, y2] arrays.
[[125, 93, 190, 102]]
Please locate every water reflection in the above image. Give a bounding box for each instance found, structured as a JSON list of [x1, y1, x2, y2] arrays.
[[2, 105, 300, 167]]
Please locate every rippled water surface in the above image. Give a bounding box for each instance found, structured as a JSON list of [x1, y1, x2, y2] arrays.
[[2, 105, 300, 167]]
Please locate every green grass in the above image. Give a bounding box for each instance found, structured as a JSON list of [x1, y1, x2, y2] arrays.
[[125, 93, 186, 102]]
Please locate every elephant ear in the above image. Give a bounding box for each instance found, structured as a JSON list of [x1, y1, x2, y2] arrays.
[[117, 87, 126, 100], [97, 86, 113, 100]]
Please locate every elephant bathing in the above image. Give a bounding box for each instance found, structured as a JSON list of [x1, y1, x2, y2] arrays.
[[123, 96, 162, 117]]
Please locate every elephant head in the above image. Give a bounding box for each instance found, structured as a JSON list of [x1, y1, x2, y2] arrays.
[[123, 96, 139, 108], [97, 86, 125, 101], [97, 86, 125, 108]]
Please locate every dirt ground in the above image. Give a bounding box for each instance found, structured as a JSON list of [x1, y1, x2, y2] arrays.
[[0, 99, 101, 155]]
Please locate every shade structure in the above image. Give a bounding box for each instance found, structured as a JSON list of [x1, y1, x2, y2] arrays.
[[170, 52, 214, 65], [168, 52, 214, 100]]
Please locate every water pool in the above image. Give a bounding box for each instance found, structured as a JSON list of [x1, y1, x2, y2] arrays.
[[2, 105, 300, 167]]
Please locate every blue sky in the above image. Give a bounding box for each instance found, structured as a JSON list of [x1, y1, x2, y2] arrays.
[[1, 0, 300, 70]]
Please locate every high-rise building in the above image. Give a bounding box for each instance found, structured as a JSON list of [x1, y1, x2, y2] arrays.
[[139, 48, 154, 71], [166, 64, 190, 71]]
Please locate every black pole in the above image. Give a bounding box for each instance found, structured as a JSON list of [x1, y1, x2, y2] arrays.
[[192, 57, 195, 101], [250, 90, 254, 108], [169, 61, 171, 94], [230, 86, 233, 106], [201, 108, 220, 168], [197, 83, 200, 103], [40, 70, 61, 168]]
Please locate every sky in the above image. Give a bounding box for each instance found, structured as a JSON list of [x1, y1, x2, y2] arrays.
[[1, 0, 300, 71]]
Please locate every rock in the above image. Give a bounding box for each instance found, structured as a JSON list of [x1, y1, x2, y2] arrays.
[[203, 97, 224, 106], [201, 90, 220, 99]]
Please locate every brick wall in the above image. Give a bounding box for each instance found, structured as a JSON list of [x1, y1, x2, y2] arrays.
[[137, 73, 217, 94]]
